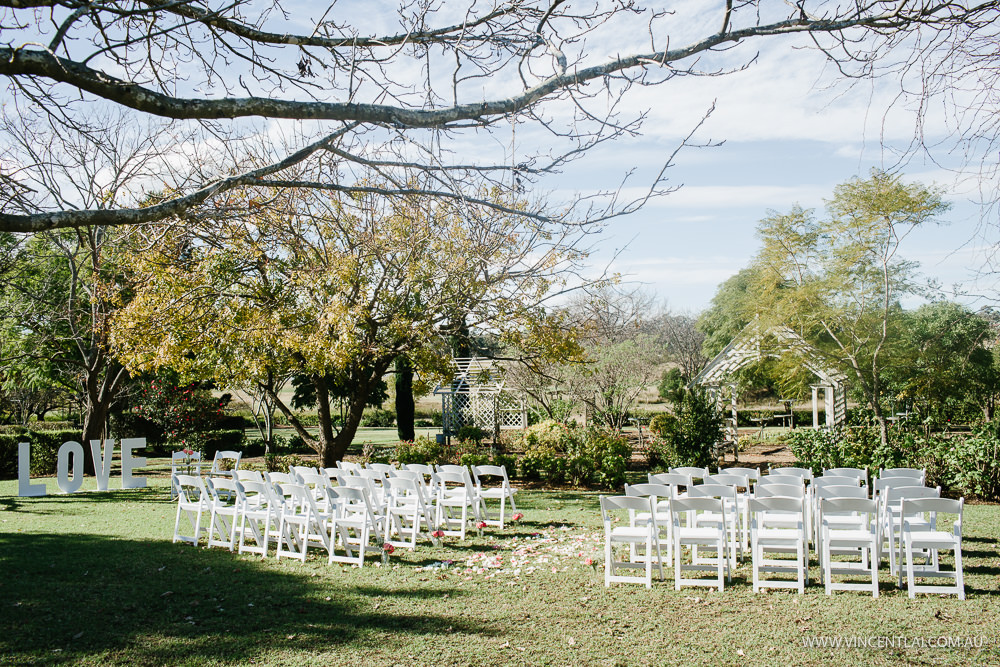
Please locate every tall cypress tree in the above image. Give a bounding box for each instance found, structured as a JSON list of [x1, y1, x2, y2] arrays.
[[395, 355, 415, 441]]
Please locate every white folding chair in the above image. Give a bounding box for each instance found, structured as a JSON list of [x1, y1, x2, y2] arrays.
[[820, 497, 879, 597], [705, 473, 751, 552], [671, 496, 730, 591], [898, 497, 965, 600], [624, 483, 674, 565], [600, 495, 664, 588], [170, 451, 202, 499], [434, 470, 482, 539], [813, 484, 869, 569], [238, 479, 279, 557], [329, 485, 384, 567], [207, 477, 245, 551], [173, 474, 211, 546], [749, 496, 809, 594], [472, 464, 518, 529], [882, 485, 941, 576], [383, 476, 435, 549], [210, 450, 242, 474], [289, 465, 321, 483], [275, 483, 331, 563]]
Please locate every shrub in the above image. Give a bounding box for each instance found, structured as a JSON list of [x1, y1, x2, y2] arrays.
[[360, 408, 395, 427], [200, 429, 251, 460], [361, 441, 394, 465], [457, 425, 489, 445], [653, 389, 723, 469], [394, 435, 447, 466], [583, 428, 630, 490], [515, 421, 630, 489], [264, 452, 305, 473]]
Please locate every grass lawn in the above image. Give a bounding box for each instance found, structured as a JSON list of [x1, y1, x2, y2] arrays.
[[1, 476, 998, 666]]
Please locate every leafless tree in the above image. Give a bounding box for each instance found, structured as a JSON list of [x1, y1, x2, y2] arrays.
[[650, 311, 708, 381], [2, 1, 992, 234]]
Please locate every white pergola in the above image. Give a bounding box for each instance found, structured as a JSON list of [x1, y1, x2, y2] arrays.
[[433, 357, 527, 440], [692, 323, 848, 443]]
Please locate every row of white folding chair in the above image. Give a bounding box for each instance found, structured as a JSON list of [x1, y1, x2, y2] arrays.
[[601, 494, 729, 590]]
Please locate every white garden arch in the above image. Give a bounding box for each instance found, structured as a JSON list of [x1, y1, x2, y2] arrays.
[[692, 324, 848, 447]]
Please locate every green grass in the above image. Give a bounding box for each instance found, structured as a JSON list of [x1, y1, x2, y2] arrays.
[[1, 478, 999, 666]]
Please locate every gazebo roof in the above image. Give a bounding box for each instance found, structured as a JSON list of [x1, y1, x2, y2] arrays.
[[693, 323, 847, 387]]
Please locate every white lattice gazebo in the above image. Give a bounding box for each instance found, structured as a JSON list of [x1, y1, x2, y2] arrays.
[[692, 323, 848, 447], [434, 357, 527, 439]]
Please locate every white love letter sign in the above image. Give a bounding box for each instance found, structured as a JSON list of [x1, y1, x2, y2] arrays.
[[56, 440, 85, 494], [17, 442, 46, 497], [18, 437, 148, 497]]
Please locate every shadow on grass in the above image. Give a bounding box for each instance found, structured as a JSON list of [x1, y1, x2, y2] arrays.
[[0, 532, 494, 665]]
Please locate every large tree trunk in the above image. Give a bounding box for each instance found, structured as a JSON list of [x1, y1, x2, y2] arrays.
[[395, 355, 415, 442], [81, 356, 128, 475]]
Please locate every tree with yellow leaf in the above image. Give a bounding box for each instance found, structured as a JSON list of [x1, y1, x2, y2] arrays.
[[111, 183, 588, 465]]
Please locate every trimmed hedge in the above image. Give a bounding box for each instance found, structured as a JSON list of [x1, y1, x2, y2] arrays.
[[0, 429, 82, 478]]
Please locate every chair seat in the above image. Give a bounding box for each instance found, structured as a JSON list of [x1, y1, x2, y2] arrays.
[[479, 487, 516, 499], [906, 531, 959, 549], [826, 529, 876, 545], [677, 526, 725, 541]]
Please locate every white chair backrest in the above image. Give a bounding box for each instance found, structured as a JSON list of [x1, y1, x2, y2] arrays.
[[624, 483, 674, 501], [208, 476, 246, 506], [471, 464, 510, 485], [884, 485, 940, 506], [648, 472, 690, 488], [771, 466, 814, 479], [240, 479, 276, 508], [403, 463, 435, 476], [235, 469, 265, 484], [754, 484, 806, 499], [211, 450, 242, 473], [812, 476, 864, 491], [171, 450, 202, 476], [337, 460, 362, 474], [436, 464, 469, 477], [688, 483, 738, 502], [814, 484, 868, 501], [880, 468, 925, 483], [873, 476, 926, 497], [174, 473, 209, 503], [757, 474, 805, 487], [820, 496, 877, 521], [705, 473, 750, 489], [368, 462, 397, 474], [768, 466, 813, 480], [670, 466, 709, 482], [600, 494, 655, 521], [670, 495, 724, 515], [824, 467, 867, 482], [899, 497, 962, 525], [720, 466, 760, 482], [749, 495, 804, 516]]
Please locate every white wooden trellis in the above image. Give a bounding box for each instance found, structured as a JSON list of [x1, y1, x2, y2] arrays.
[[692, 323, 848, 434], [434, 357, 527, 437]]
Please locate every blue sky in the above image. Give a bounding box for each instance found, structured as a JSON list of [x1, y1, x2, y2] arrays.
[[532, 24, 994, 314]]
